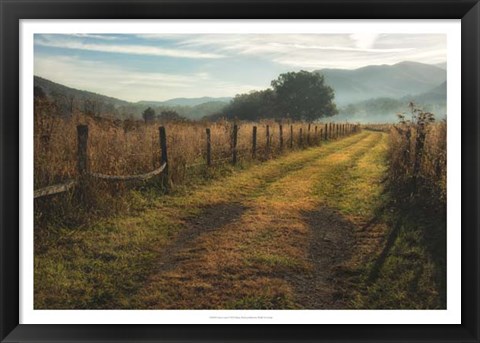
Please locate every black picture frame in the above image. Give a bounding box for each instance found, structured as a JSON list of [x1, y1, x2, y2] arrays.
[[1, 0, 479, 342]]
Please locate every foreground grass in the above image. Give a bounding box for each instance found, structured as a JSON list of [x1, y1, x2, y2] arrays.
[[328, 130, 446, 309], [35, 130, 446, 309]]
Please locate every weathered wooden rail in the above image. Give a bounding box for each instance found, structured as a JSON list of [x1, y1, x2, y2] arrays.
[[34, 125, 169, 199]]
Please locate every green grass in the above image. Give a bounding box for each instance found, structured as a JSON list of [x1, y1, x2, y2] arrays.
[[316, 130, 446, 309], [34, 130, 446, 309]]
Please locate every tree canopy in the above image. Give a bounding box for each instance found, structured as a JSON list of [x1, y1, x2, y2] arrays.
[[271, 71, 337, 121], [142, 107, 155, 123], [214, 71, 338, 122]]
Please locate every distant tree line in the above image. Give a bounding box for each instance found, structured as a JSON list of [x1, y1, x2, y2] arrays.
[[209, 70, 338, 122], [142, 107, 189, 123], [34, 84, 222, 122], [34, 70, 339, 123]]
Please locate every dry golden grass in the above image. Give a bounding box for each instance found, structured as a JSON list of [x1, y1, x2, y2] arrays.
[[387, 120, 446, 203], [35, 112, 354, 187], [34, 101, 357, 227]]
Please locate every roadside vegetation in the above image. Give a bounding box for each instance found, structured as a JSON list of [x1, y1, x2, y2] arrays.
[[34, 70, 447, 310], [337, 105, 447, 309]]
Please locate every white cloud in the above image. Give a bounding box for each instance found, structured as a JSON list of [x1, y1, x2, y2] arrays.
[[350, 33, 380, 49], [165, 33, 446, 70], [70, 34, 122, 41], [35, 36, 225, 59]]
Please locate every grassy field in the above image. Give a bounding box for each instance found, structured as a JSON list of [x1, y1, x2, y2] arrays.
[[34, 129, 446, 309]]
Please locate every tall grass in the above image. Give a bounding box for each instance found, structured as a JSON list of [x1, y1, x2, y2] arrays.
[[387, 106, 446, 208], [34, 100, 356, 228], [367, 105, 447, 308]]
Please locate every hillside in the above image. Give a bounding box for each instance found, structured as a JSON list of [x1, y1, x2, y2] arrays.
[[34, 76, 130, 107], [404, 81, 446, 106], [34, 76, 228, 120], [316, 61, 446, 106]]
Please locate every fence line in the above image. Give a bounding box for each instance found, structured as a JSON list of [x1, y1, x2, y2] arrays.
[[35, 122, 360, 199]]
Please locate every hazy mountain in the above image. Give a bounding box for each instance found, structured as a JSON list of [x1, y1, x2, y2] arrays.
[[336, 81, 447, 123], [138, 97, 231, 107], [434, 62, 447, 70], [35, 60, 447, 123], [316, 61, 446, 106], [404, 81, 446, 105]]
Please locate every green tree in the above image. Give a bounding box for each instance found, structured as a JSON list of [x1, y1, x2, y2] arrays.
[[158, 109, 186, 122], [271, 71, 338, 121], [142, 107, 155, 123], [219, 89, 275, 121]]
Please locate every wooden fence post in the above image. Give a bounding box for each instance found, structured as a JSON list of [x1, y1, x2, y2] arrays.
[[314, 126, 318, 144], [77, 125, 89, 176], [320, 128, 323, 143], [324, 123, 328, 140], [159, 126, 169, 189], [299, 128, 303, 147], [307, 123, 311, 146], [290, 125, 294, 149], [75, 125, 89, 201], [206, 128, 211, 167], [252, 126, 257, 159], [232, 124, 238, 165], [279, 124, 283, 150], [266, 125, 270, 156]]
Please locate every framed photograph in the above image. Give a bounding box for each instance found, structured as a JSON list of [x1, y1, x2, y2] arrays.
[[1, 0, 479, 342]]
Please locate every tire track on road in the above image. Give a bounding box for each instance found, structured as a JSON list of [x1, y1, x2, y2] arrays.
[[133, 131, 384, 309]]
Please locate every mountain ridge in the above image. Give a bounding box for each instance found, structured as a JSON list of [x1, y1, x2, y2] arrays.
[[35, 60, 447, 121], [315, 61, 446, 106]]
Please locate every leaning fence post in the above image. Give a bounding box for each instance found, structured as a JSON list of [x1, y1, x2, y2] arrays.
[[206, 128, 211, 167], [159, 126, 169, 189], [279, 124, 283, 150], [232, 124, 238, 165]]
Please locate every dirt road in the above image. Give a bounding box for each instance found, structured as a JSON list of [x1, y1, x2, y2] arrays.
[[35, 130, 389, 309], [132, 130, 388, 309]]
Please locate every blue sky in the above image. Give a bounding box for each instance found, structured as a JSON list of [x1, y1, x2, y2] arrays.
[[34, 33, 446, 102]]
